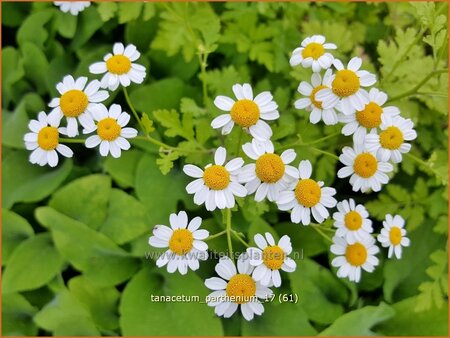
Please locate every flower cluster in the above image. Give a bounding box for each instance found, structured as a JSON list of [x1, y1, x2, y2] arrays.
[[148, 35, 416, 322], [293, 35, 417, 194], [24, 43, 145, 166]]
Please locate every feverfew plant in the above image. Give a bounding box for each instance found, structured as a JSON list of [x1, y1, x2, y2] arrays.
[[6, 2, 447, 336]]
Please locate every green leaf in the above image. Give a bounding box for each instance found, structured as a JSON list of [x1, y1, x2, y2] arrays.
[[70, 6, 104, 49], [319, 303, 395, 336], [17, 9, 53, 48], [378, 296, 448, 336], [2, 233, 63, 293], [99, 189, 151, 245], [289, 258, 347, 325], [153, 109, 195, 141], [180, 97, 207, 117], [2, 102, 29, 149], [103, 149, 143, 188], [241, 302, 317, 335], [135, 154, 192, 225], [49, 174, 112, 230], [2, 47, 25, 106], [21, 42, 49, 94], [2, 150, 73, 209], [119, 267, 224, 335], [141, 112, 155, 133], [247, 217, 279, 246], [2, 209, 34, 265], [34, 289, 100, 336], [2, 293, 38, 336], [96, 2, 117, 21], [156, 151, 180, 175], [130, 78, 187, 114], [55, 10, 77, 38], [118, 2, 143, 24], [35, 207, 140, 287], [68, 276, 120, 331]]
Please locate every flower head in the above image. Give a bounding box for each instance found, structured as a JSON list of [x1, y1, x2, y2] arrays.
[[83, 104, 138, 158], [290, 35, 337, 72], [247, 233, 296, 287], [183, 147, 247, 211], [295, 70, 338, 125], [365, 115, 417, 163], [277, 160, 337, 225], [337, 144, 393, 193], [239, 139, 298, 202], [24, 111, 73, 167], [331, 235, 379, 283], [316, 57, 376, 115], [89, 43, 146, 91], [149, 211, 208, 274], [338, 88, 400, 144], [54, 1, 90, 15], [212, 84, 279, 141], [377, 214, 410, 259], [48, 75, 109, 137], [205, 254, 273, 321], [333, 199, 373, 242]]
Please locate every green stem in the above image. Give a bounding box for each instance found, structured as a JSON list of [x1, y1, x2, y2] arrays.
[[310, 147, 339, 161], [405, 152, 443, 179], [59, 138, 85, 144], [134, 136, 210, 154], [226, 208, 234, 260], [310, 224, 333, 243], [279, 131, 340, 150], [123, 87, 145, 133], [232, 230, 250, 248], [387, 69, 447, 102], [235, 128, 243, 157], [199, 52, 209, 105], [205, 230, 227, 241]]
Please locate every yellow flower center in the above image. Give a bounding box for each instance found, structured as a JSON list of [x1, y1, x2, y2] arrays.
[[106, 55, 132, 75], [97, 118, 121, 141], [60, 90, 89, 117], [310, 85, 327, 109], [389, 226, 402, 246], [230, 99, 260, 128], [353, 153, 378, 178], [379, 126, 404, 150], [226, 274, 256, 304], [345, 243, 368, 266], [332, 70, 360, 97], [37, 126, 59, 150], [255, 153, 285, 183], [344, 211, 363, 230], [203, 165, 230, 190], [263, 245, 285, 270], [302, 42, 325, 60], [168, 229, 193, 255], [295, 179, 321, 207], [356, 102, 383, 128]]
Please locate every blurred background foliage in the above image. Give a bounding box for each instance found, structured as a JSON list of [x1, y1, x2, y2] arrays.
[[2, 1, 448, 336]]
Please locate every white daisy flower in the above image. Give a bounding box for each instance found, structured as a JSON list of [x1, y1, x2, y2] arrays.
[[211, 83, 279, 141], [295, 70, 338, 125], [333, 199, 373, 242], [239, 139, 299, 202], [83, 104, 138, 158], [316, 57, 377, 115], [23, 111, 73, 167], [365, 115, 417, 163], [337, 144, 393, 193], [205, 254, 273, 321], [331, 235, 379, 283], [183, 147, 247, 211], [54, 1, 90, 15], [89, 43, 146, 91], [247, 233, 296, 287], [338, 88, 400, 144], [289, 35, 337, 72], [48, 75, 109, 137], [276, 160, 337, 225], [377, 214, 410, 259], [148, 211, 208, 275]]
